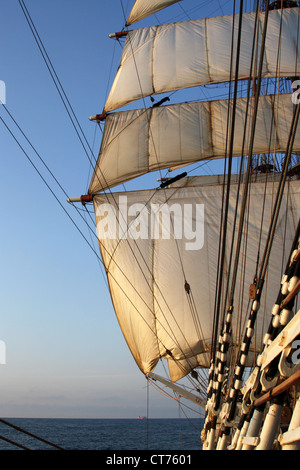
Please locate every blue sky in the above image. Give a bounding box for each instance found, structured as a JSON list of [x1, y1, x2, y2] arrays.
[[0, 0, 237, 419]]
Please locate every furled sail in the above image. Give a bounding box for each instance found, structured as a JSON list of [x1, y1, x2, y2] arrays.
[[126, 0, 182, 26], [89, 93, 300, 193], [93, 175, 300, 382], [104, 7, 300, 112]]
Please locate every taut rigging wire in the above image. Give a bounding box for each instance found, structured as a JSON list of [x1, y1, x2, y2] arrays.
[[2, 101, 202, 387], [0, 113, 99, 263], [0, 418, 64, 450], [211, 0, 246, 365], [225, 100, 300, 427], [117, 1, 215, 378], [17, 0, 98, 172], [17, 0, 205, 379]]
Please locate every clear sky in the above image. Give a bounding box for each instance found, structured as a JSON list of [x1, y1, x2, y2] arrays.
[[0, 0, 238, 419]]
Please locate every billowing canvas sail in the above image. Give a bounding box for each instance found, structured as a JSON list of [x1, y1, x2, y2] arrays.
[[93, 175, 299, 382], [126, 0, 182, 26], [89, 93, 300, 193], [105, 7, 300, 112]]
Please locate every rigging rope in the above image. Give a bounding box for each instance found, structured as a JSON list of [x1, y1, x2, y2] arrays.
[[15, 0, 298, 411], [108, 3, 216, 378], [0, 435, 30, 450], [207, 0, 277, 419], [1, 101, 200, 393], [0, 418, 64, 450], [18, 0, 98, 170], [14, 0, 204, 378], [211, 0, 246, 366], [224, 101, 300, 429]]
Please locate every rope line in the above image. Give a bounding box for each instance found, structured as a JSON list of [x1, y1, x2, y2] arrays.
[[17, 0, 209, 376], [0, 418, 64, 450]]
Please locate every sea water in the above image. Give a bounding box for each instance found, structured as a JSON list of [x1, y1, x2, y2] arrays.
[[0, 418, 203, 451]]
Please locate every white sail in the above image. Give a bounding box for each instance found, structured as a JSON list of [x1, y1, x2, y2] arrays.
[[104, 7, 300, 112], [93, 175, 300, 382], [126, 0, 182, 26], [89, 93, 299, 193]]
